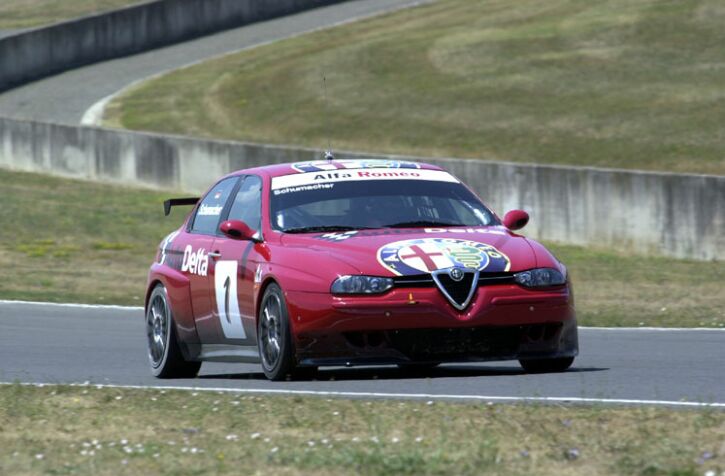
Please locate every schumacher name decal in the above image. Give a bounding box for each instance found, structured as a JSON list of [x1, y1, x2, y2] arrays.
[[271, 168, 459, 192], [197, 204, 223, 216]]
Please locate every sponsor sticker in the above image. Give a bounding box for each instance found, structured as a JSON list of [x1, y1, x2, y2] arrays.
[[314, 227, 507, 242], [181, 245, 209, 276], [291, 159, 421, 173], [254, 264, 263, 284], [158, 230, 180, 265], [424, 227, 507, 236], [316, 231, 359, 242], [271, 168, 458, 191], [377, 238, 510, 276]]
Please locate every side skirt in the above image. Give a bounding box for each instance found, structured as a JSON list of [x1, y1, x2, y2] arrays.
[[198, 344, 261, 363]]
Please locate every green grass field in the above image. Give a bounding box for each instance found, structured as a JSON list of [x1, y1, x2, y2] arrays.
[[1, 169, 722, 327], [1, 384, 723, 476], [0, 169, 186, 306], [0, 0, 142, 29], [104, 0, 725, 175]]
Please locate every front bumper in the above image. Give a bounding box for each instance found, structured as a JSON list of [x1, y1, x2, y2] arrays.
[[285, 284, 578, 366]]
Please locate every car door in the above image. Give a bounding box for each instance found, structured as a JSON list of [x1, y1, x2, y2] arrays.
[[185, 176, 239, 344], [208, 175, 263, 346]]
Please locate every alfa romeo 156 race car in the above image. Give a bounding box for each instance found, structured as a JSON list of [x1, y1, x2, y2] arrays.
[[145, 158, 578, 380]]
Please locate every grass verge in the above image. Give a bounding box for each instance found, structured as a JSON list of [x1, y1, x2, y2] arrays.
[[0, 384, 723, 476], [104, 0, 725, 175], [1, 168, 722, 327], [0, 169, 186, 306], [0, 0, 142, 29], [0, 385, 725, 476]]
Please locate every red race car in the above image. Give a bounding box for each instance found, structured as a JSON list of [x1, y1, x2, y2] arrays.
[[145, 159, 578, 380]]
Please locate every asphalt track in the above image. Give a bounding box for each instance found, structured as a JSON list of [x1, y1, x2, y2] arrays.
[[0, 0, 426, 124], [1, 301, 723, 407]]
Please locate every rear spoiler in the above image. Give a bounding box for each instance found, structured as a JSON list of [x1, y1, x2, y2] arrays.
[[163, 197, 200, 216]]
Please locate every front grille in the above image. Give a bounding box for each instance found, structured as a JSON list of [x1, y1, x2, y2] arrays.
[[387, 327, 522, 359], [435, 272, 476, 306], [392, 274, 435, 287], [339, 324, 563, 361], [392, 272, 515, 288]]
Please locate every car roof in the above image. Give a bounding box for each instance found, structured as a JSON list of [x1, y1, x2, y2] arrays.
[[224, 158, 445, 180]]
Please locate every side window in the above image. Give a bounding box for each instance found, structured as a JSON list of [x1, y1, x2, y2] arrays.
[[190, 177, 238, 234], [228, 176, 262, 232]]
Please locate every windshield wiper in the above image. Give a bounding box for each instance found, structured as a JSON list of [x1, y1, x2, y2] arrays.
[[383, 220, 465, 228], [283, 225, 377, 234]]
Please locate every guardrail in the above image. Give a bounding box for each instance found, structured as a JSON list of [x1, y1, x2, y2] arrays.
[[1, 116, 722, 261], [0, 0, 346, 92]]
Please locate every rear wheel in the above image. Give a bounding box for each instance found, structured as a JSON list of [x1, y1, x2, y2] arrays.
[[519, 357, 574, 373], [258, 283, 304, 381], [146, 284, 201, 378]]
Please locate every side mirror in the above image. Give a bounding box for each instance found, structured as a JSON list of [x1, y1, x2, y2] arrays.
[[503, 210, 529, 231], [220, 220, 259, 241]]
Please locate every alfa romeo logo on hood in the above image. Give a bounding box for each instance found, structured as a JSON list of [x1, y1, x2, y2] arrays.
[[377, 238, 510, 276]]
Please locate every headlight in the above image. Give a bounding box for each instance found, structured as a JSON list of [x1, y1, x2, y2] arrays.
[[514, 268, 566, 288], [331, 275, 394, 295]]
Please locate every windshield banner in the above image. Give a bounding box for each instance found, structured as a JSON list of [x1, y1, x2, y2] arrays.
[[271, 168, 459, 191]]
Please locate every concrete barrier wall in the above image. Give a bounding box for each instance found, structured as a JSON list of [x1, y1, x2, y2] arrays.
[[1, 117, 722, 261], [0, 0, 346, 92]]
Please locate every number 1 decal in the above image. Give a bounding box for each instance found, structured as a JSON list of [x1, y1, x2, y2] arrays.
[[214, 261, 247, 339]]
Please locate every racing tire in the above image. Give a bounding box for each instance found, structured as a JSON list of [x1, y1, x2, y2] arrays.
[[258, 283, 299, 381], [518, 357, 574, 374], [146, 284, 201, 378]]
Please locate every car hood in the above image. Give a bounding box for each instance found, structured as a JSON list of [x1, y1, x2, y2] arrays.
[[279, 227, 541, 277]]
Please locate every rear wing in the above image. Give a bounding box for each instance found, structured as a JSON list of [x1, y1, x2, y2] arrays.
[[163, 197, 200, 216]]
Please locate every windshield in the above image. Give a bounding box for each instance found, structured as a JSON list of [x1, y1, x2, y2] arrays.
[[270, 175, 498, 233]]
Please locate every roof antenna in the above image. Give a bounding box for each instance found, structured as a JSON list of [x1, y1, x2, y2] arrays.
[[322, 71, 335, 162]]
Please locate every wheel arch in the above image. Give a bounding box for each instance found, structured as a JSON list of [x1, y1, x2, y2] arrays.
[[255, 276, 281, 327], [145, 264, 200, 356], [145, 279, 164, 313]]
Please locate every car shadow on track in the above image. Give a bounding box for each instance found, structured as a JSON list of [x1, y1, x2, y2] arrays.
[[198, 365, 608, 382]]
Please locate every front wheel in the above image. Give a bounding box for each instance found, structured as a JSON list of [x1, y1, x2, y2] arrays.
[[258, 283, 299, 381], [146, 284, 201, 378], [519, 357, 574, 374]]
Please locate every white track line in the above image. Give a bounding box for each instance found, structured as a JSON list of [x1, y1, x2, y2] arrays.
[[579, 326, 725, 332], [1, 300, 723, 331], [0, 299, 143, 311], [1, 381, 723, 408]]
